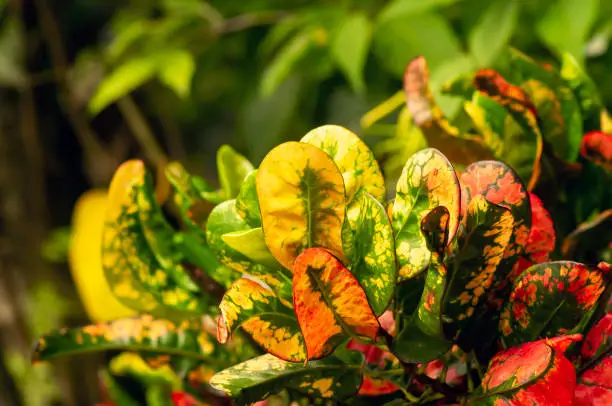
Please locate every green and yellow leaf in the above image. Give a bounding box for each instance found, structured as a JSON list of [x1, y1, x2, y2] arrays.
[[217, 277, 305, 362], [300, 125, 385, 223], [560, 52, 602, 132], [102, 160, 205, 317], [393, 148, 460, 279], [292, 248, 380, 360], [257, 142, 346, 270], [209, 354, 362, 405], [348, 192, 396, 316], [33, 315, 218, 362], [499, 261, 607, 346]]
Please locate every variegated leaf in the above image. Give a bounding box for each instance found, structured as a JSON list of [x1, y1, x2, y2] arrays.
[[393, 148, 460, 279], [235, 170, 261, 227], [301, 125, 386, 224], [404, 56, 493, 165], [217, 277, 305, 362], [33, 315, 219, 363], [209, 354, 362, 405], [500, 262, 607, 346], [292, 248, 380, 360], [444, 195, 514, 341], [580, 131, 612, 171], [257, 141, 346, 270], [102, 161, 206, 317], [348, 192, 396, 316], [470, 335, 581, 405]]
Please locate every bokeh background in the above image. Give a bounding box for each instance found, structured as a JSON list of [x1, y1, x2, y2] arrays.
[[1, 0, 611, 405]]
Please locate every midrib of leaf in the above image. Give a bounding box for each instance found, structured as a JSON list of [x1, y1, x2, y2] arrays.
[[394, 179, 427, 240], [306, 267, 367, 342], [531, 298, 567, 342]]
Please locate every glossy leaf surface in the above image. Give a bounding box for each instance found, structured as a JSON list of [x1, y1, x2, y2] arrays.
[[500, 262, 607, 346], [217, 277, 305, 362], [221, 228, 280, 270], [293, 248, 379, 360], [301, 125, 385, 218], [217, 145, 254, 199], [209, 354, 362, 405], [470, 335, 581, 405], [206, 199, 281, 289], [473, 69, 543, 190], [393, 148, 460, 279], [581, 311, 612, 361], [575, 355, 612, 406], [235, 170, 261, 227], [580, 131, 612, 171], [257, 142, 346, 270], [460, 160, 531, 290], [33, 315, 218, 362], [404, 56, 493, 165], [348, 192, 396, 316], [102, 161, 205, 317], [444, 196, 514, 340]]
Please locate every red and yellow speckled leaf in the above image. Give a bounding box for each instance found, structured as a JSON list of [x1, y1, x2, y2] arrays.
[[292, 248, 380, 360], [206, 199, 283, 289], [33, 315, 219, 363], [473, 69, 544, 190], [575, 355, 612, 406], [581, 311, 612, 362], [393, 148, 460, 279], [580, 131, 612, 171], [460, 160, 531, 291], [217, 277, 305, 362], [300, 125, 386, 221], [348, 192, 396, 316], [500, 262, 607, 347], [404, 57, 493, 165], [102, 161, 206, 317], [561, 209, 612, 260], [471, 335, 581, 405], [257, 142, 346, 270], [444, 195, 514, 341], [209, 354, 362, 405]]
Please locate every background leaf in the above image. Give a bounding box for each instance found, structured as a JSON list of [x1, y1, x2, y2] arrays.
[[468, 1, 519, 66], [331, 12, 371, 94], [157, 49, 195, 98]]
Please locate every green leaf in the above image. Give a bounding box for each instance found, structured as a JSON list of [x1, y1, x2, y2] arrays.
[[235, 170, 261, 228], [561, 52, 603, 132], [468, 1, 519, 66], [331, 12, 371, 94], [392, 206, 452, 363], [217, 277, 305, 362], [372, 12, 462, 77], [89, 56, 157, 115], [536, 0, 599, 63], [109, 352, 181, 389], [209, 354, 362, 405], [260, 29, 315, 97], [33, 315, 219, 363], [561, 209, 612, 260], [157, 49, 195, 98], [377, 0, 463, 26], [443, 195, 514, 341], [206, 200, 282, 290], [217, 145, 254, 200], [392, 148, 461, 280], [500, 261, 607, 346], [221, 228, 281, 269], [348, 192, 396, 316]]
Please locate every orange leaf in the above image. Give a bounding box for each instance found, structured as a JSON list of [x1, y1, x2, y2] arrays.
[[293, 248, 380, 360]]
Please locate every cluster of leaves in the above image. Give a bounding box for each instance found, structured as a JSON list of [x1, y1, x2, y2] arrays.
[[34, 114, 612, 404], [364, 49, 612, 264]]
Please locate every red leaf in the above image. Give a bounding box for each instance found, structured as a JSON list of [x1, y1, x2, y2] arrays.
[[580, 131, 612, 170], [171, 392, 201, 406], [575, 356, 612, 406], [358, 376, 400, 396], [473, 335, 581, 405], [582, 312, 612, 360]]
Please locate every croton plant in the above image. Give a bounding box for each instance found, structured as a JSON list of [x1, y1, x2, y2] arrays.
[[34, 50, 612, 406]]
